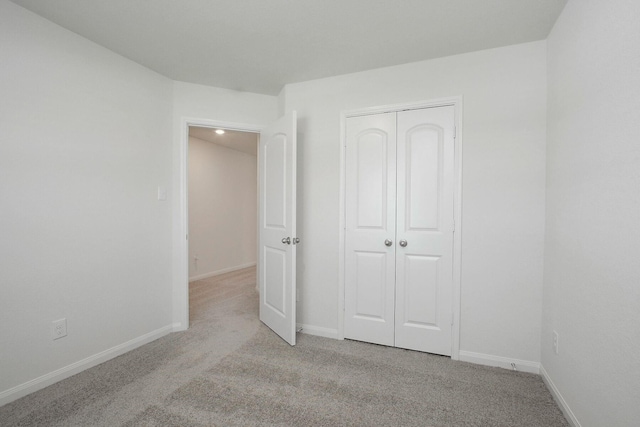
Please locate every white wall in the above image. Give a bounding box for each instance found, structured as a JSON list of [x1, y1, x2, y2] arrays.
[[0, 0, 174, 404], [171, 81, 278, 328], [188, 136, 257, 279], [282, 41, 548, 364], [542, 1, 640, 425]]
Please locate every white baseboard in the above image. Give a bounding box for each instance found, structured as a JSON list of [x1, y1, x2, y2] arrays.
[[0, 324, 174, 407], [172, 322, 187, 332], [189, 262, 256, 282], [540, 365, 581, 427], [296, 323, 339, 340], [458, 350, 540, 374]]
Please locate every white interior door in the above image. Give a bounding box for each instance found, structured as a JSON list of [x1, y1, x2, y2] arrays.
[[344, 113, 397, 346], [258, 111, 297, 345], [395, 106, 455, 355]]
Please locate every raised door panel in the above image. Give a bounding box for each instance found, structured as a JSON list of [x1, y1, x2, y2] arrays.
[[406, 126, 442, 231], [344, 113, 396, 346], [264, 134, 287, 230], [401, 255, 439, 327], [395, 106, 455, 355], [264, 247, 286, 316], [352, 251, 390, 320], [356, 130, 389, 228]]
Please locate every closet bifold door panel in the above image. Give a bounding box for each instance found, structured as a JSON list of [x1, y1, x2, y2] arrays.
[[344, 106, 455, 356], [344, 112, 397, 346], [395, 106, 455, 356]]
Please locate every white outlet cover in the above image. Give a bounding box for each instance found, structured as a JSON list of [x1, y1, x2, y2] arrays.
[[52, 318, 67, 340]]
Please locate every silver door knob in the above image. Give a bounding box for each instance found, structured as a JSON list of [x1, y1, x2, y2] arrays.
[[282, 237, 291, 245], [293, 237, 300, 244], [384, 239, 393, 247], [399, 240, 408, 247]]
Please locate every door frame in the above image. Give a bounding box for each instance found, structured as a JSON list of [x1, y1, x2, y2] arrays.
[[338, 96, 463, 360], [176, 117, 263, 331]]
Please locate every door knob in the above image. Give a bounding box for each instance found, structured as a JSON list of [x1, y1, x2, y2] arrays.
[[282, 237, 291, 245], [399, 240, 408, 247], [384, 239, 393, 247]]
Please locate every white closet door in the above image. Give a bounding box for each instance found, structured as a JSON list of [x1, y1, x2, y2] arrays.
[[395, 106, 455, 355], [344, 113, 397, 346]]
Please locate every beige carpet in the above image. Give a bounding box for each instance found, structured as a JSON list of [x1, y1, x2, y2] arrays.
[[0, 267, 568, 426]]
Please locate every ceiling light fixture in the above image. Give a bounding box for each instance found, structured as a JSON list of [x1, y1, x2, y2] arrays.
[[215, 129, 225, 135]]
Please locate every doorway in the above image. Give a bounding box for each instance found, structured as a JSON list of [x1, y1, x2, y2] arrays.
[[188, 127, 258, 282], [177, 113, 298, 342], [177, 119, 264, 330]]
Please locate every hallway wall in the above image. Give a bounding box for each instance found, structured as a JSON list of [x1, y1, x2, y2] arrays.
[[188, 135, 257, 280]]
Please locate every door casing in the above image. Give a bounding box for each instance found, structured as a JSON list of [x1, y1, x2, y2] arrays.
[[338, 97, 463, 360]]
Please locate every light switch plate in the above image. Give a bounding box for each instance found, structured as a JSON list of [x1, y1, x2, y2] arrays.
[[157, 186, 167, 201]]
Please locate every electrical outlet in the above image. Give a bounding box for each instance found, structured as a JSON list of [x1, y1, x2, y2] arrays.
[[52, 318, 67, 340], [553, 330, 559, 355]]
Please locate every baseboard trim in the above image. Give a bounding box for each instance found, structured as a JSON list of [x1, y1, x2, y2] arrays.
[[296, 323, 339, 340], [0, 324, 174, 407], [189, 262, 256, 282], [540, 365, 581, 427], [172, 322, 187, 332], [458, 350, 540, 374]]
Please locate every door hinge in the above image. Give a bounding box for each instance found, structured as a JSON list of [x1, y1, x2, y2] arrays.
[[453, 126, 457, 139], [186, 234, 189, 240]]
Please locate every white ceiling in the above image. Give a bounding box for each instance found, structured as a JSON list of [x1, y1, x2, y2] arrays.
[[189, 127, 258, 156], [10, 0, 567, 95]]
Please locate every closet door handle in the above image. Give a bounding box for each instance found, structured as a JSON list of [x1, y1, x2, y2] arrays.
[[281, 237, 291, 245], [399, 240, 408, 247], [384, 239, 393, 247]]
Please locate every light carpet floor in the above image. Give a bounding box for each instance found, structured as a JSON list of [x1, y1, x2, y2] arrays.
[[0, 267, 568, 426]]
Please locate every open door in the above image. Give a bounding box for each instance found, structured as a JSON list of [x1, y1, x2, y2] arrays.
[[258, 111, 297, 345]]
